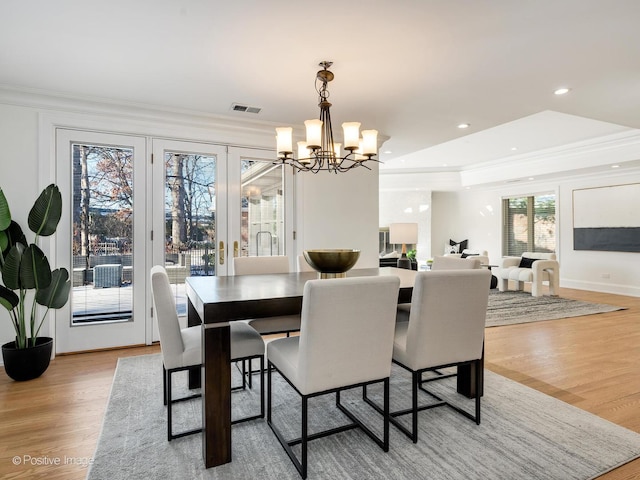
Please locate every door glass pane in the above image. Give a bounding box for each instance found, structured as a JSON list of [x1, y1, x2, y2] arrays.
[[71, 144, 133, 324], [164, 153, 216, 315], [240, 161, 285, 257]]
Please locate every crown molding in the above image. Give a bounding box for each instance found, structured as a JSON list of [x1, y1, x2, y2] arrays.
[[460, 130, 640, 187], [0, 83, 282, 146]]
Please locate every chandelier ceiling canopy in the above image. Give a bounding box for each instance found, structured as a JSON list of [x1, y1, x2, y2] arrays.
[[275, 61, 378, 173]]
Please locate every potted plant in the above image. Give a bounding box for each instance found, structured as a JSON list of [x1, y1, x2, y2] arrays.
[[407, 249, 417, 269], [0, 184, 71, 381]]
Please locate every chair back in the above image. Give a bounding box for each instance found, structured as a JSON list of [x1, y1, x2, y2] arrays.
[[522, 252, 556, 261], [297, 255, 315, 272], [233, 256, 290, 275], [405, 269, 490, 369], [431, 255, 481, 270], [150, 265, 184, 369], [297, 276, 400, 394]]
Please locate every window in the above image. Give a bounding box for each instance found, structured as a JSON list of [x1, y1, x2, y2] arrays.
[[502, 194, 556, 256], [71, 142, 134, 324]]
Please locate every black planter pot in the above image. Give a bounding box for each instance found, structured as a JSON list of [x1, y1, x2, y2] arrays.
[[1, 337, 53, 381]]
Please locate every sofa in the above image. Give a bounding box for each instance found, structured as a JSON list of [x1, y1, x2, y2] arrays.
[[497, 252, 559, 297], [445, 249, 490, 266]]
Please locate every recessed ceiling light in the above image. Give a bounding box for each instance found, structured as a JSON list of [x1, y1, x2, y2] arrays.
[[457, 123, 470, 129], [511, 147, 518, 151], [383, 150, 392, 154], [442, 163, 448, 167], [554, 87, 570, 95], [611, 164, 620, 168], [528, 177, 535, 180]]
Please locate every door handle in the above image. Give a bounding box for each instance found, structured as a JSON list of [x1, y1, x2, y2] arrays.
[[233, 241, 239, 258], [219, 241, 225, 265]]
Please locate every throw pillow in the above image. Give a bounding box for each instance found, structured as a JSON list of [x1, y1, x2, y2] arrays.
[[461, 252, 478, 259], [449, 239, 468, 254], [519, 257, 537, 268]]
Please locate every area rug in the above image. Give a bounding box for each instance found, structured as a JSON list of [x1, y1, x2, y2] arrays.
[[88, 354, 640, 480], [486, 290, 625, 327]]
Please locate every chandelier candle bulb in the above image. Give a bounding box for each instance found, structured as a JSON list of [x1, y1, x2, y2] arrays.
[[354, 141, 365, 161], [304, 119, 323, 148], [342, 122, 361, 149], [297, 141, 311, 164], [361, 130, 378, 155], [333, 143, 341, 162], [276, 127, 293, 154]]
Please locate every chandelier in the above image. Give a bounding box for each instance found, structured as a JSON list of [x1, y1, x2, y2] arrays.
[[275, 61, 378, 173]]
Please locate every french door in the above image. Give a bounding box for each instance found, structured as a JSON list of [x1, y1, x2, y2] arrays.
[[54, 132, 291, 351], [150, 140, 292, 340], [55, 129, 148, 353]]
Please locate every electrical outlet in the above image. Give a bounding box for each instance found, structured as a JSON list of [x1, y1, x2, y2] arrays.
[[601, 273, 611, 279]]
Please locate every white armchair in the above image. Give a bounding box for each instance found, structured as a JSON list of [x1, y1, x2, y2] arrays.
[[497, 252, 559, 297]]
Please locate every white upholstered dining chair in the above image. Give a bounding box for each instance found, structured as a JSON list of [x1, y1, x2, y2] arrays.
[[266, 275, 401, 479], [397, 254, 483, 322], [366, 269, 490, 443], [297, 254, 315, 272], [431, 255, 482, 270], [233, 256, 302, 336], [150, 265, 265, 441]]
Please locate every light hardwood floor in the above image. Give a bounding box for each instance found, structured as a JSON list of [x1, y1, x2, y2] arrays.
[[1, 287, 639, 479]]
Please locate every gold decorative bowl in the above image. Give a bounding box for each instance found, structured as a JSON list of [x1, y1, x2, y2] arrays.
[[303, 249, 361, 278]]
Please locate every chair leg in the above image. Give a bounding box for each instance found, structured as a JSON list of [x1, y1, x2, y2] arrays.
[[163, 365, 167, 406], [260, 356, 265, 418], [411, 370, 419, 443], [301, 396, 308, 479], [267, 361, 272, 423], [164, 367, 203, 441], [531, 279, 541, 297], [167, 369, 173, 441], [232, 355, 265, 424], [475, 359, 481, 424], [383, 378, 390, 451]]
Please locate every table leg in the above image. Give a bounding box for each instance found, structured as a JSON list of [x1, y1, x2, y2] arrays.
[[187, 299, 202, 389], [202, 322, 232, 468], [457, 342, 484, 398]]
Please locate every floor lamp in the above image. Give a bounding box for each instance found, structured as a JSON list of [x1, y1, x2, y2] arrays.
[[389, 223, 418, 270]]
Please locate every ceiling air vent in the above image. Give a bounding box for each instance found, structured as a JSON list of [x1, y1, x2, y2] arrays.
[[231, 103, 261, 114]]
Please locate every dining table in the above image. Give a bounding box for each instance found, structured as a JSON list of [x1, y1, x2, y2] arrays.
[[185, 266, 483, 468]]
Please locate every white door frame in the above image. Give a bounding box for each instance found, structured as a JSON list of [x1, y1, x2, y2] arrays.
[[54, 128, 148, 353], [150, 139, 228, 340]]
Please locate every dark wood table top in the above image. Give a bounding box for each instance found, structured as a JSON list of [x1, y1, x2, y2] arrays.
[[186, 267, 417, 323]]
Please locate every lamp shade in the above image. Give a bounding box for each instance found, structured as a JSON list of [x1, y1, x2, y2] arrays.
[[389, 223, 418, 244], [276, 127, 293, 154]]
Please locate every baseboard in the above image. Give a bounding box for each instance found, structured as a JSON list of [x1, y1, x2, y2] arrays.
[[561, 279, 640, 298]]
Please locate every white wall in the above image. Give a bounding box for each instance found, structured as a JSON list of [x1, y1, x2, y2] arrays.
[[379, 188, 432, 262], [558, 175, 640, 296], [432, 189, 501, 262], [297, 165, 379, 268], [0, 104, 43, 345]]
